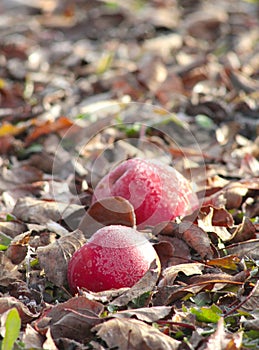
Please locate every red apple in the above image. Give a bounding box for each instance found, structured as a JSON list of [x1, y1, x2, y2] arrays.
[[92, 158, 198, 228], [67, 225, 160, 293]]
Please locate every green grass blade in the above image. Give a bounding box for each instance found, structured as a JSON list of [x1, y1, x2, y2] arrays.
[[2, 308, 21, 350]]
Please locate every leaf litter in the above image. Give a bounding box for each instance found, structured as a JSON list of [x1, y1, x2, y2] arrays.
[[0, 0, 259, 349]]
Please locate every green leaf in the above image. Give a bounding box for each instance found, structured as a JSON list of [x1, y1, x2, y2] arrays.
[[195, 115, 215, 130], [6, 213, 16, 222], [0, 232, 12, 248], [2, 308, 21, 350], [191, 304, 222, 323]]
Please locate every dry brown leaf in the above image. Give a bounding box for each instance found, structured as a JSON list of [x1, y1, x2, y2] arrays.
[[114, 306, 172, 323], [1, 165, 43, 185], [178, 222, 214, 260], [93, 318, 180, 350], [79, 196, 136, 238], [37, 229, 86, 286], [159, 262, 205, 288], [154, 240, 175, 269], [137, 55, 167, 92], [206, 255, 240, 271], [229, 217, 256, 243], [42, 328, 58, 350], [154, 221, 213, 260], [22, 324, 44, 349], [0, 251, 22, 286], [155, 272, 246, 306], [243, 317, 259, 331], [198, 206, 233, 241], [204, 317, 243, 350], [36, 295, 103, 341], [12, 196, 84, 230], [25, 116, 74, 145], [226, 239, 259, 260], [111, 259, 160, 307], [240, 280, 259, 313], [0, 296, 39, 324], [0, 221, 27, 239], [188, 271, 248, 286], [6, 231, 31, 264], [199, 206, 234, 228]]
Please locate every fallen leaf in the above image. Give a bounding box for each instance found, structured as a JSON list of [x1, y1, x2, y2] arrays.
[[114, 306, 172, 323], [6, 231, 31, 264], [35, 296, 103, 341], [164, 263, 205, 278], [198, 206, 233, 241], [226, 239, 259, 260], [93, 318, 180, 350], [0, 221, 26, 239], [21, 324, 44, 350], [241, 280, 259, 312], [12, 197, 84, 227], [155, 221, 214, 260], [0, 122, 26, 137], [0, 296, 39, 324], [199, 206, 234, 228], [229, 217, 256, 243], [111, 260, 160, 307], [79, 196, 136, 238], [154, 240, 175, 269], [0, 251, 22, 286], [37, 229, 86, 286], [159, 263, 205, 288], [204, 317, 243, 350], [25, 116, 74, 145], [206, 255, 240, 271]]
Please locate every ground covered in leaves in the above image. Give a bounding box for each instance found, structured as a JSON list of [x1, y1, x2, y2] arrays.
[[0, 0, 259, 349]]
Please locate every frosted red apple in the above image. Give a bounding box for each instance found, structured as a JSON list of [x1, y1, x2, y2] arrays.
[[92, 158, 198, 228], [67, 225, 159, 293]]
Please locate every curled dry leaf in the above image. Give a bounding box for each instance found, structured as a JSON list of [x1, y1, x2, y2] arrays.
[[154, 221, 213, 260], [21, 324, 44, 350], [0, 296, 39, 324], [113, 306, 172, 323], [79, 196, 136, 238], [159, 263, 205, 287], [199, 206, 234, 228], [198, 206, 233, 241], [154, 240, 175, 269], [13, 196, 84, 226], [6, 231, 31, 264], [226, 239, 259, 260], [156, 236, 191, 266], [188, 271, 249, 287], [93, 318, 180, 350], [180, 222, 214, 259], [0, 221, 27, 239], [25, 116, 74, 145], [229, 217, 256, 243], [80, 287, 130, 305], [111, 260, 160, 307], [206, 255, 241, 271], [37, 229, 86, 286], [0, 251, 22, 286], [240, 280, 259, 313], [35, 295, 104, 341], [204, 317, 243, 350]]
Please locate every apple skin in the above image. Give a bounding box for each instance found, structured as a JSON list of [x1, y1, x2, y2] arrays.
[[92, 158, 199, 228], [67, 225, 160, 293]]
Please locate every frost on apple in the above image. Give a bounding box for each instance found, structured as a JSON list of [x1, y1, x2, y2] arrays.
[[92, 158, 199, 229], [67, 225, 160, 293]]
